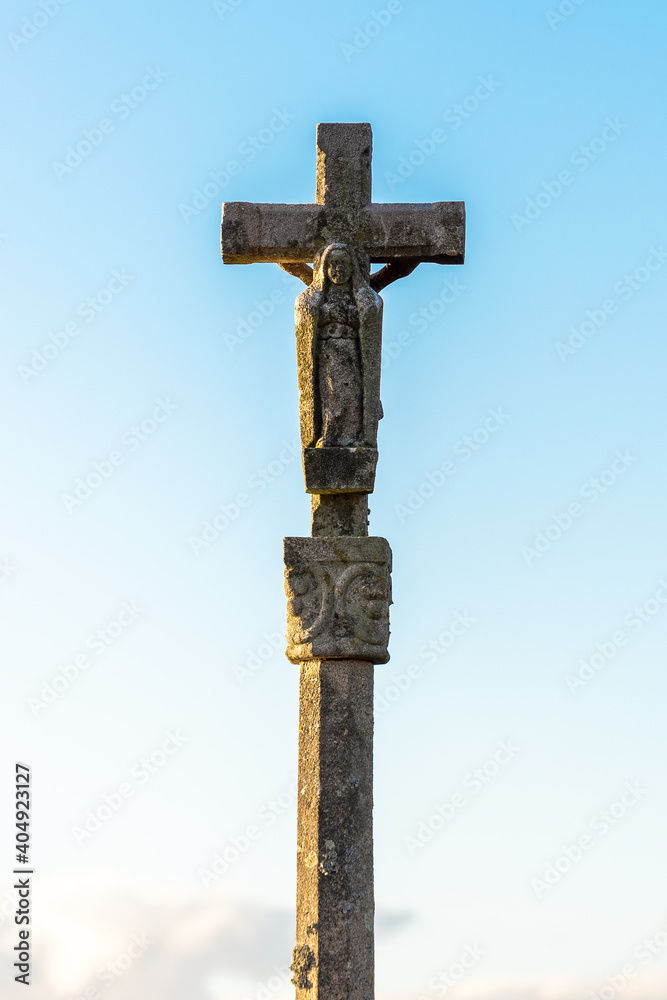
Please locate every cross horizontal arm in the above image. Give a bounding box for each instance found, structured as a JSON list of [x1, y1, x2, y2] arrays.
[[221, 202, 325, 264], [221, 201, 465, 265], [364, 203, 465, 264]]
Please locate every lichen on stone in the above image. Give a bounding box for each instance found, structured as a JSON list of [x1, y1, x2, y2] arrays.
[[291, 943, 316, 989]]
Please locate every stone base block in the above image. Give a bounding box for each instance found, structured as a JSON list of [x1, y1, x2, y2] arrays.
[[284, 536, 392, 663], [303, 447, 378, 494]]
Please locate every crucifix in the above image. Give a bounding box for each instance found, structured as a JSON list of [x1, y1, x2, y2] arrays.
[[221, 123, 465, 999]]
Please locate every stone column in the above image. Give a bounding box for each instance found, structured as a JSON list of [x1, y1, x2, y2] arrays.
[[285, 496, 391, 999], [293, 658, 375, 999]]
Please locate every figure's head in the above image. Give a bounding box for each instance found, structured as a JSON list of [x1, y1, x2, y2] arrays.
[[325, 245, 353, 286]]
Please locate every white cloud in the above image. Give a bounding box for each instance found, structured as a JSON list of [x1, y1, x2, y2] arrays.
[[0, 871, 293, 1000], [3, 873, 666, 1000]]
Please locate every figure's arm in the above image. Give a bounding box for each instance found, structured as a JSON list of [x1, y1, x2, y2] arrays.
[[370, 259, 421, 292], [280, 258, 422, 291], [279, 262, 314, 285]]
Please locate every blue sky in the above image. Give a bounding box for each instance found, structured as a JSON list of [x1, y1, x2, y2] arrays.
[[2, 1, 667, 998]]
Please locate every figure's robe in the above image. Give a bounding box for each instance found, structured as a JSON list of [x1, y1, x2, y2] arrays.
[[295, 270, 383, 451]]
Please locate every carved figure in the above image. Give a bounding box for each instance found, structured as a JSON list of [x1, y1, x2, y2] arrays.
[[295, 243, 383, 453]]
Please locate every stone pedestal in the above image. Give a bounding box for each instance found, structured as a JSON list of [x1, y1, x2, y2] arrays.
[[293, 659, 375, 1000]]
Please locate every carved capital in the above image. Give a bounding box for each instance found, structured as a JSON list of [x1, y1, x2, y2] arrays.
[[284, 536, 392, 664]]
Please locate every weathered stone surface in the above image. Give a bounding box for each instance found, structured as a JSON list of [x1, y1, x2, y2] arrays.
[[284, 536, 391, 664], [311, 494, 370, 537], [294, 241, 383, 493], [221, 123, 465, 265], [292, 659, 374, 999], [280, 257, 424, 294], [304, 447, 378, 494], [220, 198, 465, 264], [221, 123, 465, 495]]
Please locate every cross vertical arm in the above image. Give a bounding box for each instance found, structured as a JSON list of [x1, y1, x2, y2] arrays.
[[316, 121, 372, 213]]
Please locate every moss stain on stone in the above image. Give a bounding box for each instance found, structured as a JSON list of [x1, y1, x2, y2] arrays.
[[291, 942, 316, 990]]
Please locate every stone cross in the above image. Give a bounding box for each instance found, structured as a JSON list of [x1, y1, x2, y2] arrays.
[[221, 123, 465, 999]]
